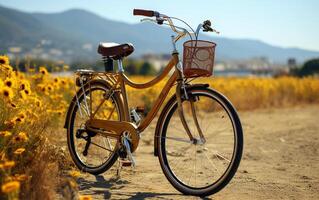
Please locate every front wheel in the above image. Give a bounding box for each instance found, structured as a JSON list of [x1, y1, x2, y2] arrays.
[[157, 87, 243, 196]]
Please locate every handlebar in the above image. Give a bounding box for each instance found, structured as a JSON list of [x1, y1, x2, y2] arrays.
[[133, 9, 219, 42], [133, 9, 159, 17]]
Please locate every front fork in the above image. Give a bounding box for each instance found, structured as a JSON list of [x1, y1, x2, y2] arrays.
[[175, 64, 206, 144]]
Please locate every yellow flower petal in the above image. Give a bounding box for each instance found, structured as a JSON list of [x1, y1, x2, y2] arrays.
[[79, 195, 92, 200], [14, 148, 26, 155], [69, 170, 81, 178], [0, 131, 12, 137], [1, 181, 20, 193], [2, 161, 15, 169]]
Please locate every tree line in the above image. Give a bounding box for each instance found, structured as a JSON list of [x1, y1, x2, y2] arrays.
[[290, 58, 319, 77]]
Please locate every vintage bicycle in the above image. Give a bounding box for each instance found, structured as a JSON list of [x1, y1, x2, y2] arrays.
[[64, 9, 243, 196]]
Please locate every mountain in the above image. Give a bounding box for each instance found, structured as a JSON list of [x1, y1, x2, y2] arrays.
[[0, 5, 318, 64]]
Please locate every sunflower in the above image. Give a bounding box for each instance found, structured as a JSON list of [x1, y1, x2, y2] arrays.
[[35, 98, 42, 107], [1, 161, 15, 169], [14, 148, 25, 155], [4, 77, 15, 88], [12, 132, 28, 143], [18, 111, 27, 119], [24, 88, 31, 95], [1, 181, 20, 194], [14, 116, 25, 123], [37, 84, 45, 91], [0, 55, 10, 65], [4, 119, 16, 128], [0, 131, 12, 137], [1, 86, 14, 100], [19, 80, 30, 90], [47, 85, 53, 92], [10, 102, 18, 108], [39, 66, 48, 75], [54, 77, 60, 83]]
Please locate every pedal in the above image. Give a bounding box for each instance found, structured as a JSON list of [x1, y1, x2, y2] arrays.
[[120, 159, 133, 167]]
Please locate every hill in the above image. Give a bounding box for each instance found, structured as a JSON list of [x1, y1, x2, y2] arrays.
[[0, 5, 318, 64]]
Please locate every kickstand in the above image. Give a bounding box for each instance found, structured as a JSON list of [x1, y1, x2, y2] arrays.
[[116, 158, 123, 178], [116, 158, 136, 178]]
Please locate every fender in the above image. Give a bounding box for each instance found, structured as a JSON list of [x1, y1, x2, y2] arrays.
[[153, 83, 209, 156], [63, 79, 123, 129]]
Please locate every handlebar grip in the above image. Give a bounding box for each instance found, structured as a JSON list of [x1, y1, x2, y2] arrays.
[[133, 9, 155, 17]]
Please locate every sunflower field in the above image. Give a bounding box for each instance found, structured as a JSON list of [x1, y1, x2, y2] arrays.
[[1, 54, 319, 199], [0, 55, 76, 200]]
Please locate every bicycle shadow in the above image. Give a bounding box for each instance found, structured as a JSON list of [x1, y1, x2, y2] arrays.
[[78, 175, 213, 200], [78, 175, 129, 199], [116, 191, 213, 200]]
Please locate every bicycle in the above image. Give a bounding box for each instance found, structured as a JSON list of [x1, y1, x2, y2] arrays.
[[64, 9, 243, 196]]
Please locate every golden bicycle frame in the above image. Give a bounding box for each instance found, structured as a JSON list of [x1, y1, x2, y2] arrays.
[[66, 52, 205, 154], [65, 18, 205, 154]]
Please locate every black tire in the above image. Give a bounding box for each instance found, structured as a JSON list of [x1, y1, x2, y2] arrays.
[[66, 81, 124, 175], [157, 87, 243, 196]]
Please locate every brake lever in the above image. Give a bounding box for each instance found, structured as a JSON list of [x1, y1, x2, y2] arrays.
[[141, 17, 165, 25], [203, 28, 220, 34], [156, 17, 164, 25], [140, 18, 157, 23], [203, 27, 213, 32], [212, 29, 220, 34], [202, 20, 220, 34]]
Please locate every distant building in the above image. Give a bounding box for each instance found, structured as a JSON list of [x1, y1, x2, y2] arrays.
[[287, 58, 297, 68], [141, 54, 171, 71]]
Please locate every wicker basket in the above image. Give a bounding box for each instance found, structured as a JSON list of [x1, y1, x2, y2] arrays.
[[183, 40, 216, 78]]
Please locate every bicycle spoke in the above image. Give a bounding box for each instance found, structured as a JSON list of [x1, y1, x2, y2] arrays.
[[80, 103, 90, 117], [157, 136, 192, 144], [203, 149, 221, 174], [194, 144, 197, 186], [214, 151, 231, 163]]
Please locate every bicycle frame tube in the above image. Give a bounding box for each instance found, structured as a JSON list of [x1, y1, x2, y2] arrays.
[[118, 53, 180, 133]]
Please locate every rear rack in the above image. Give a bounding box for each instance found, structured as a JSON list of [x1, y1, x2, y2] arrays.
[[75, 70, 120, 88]]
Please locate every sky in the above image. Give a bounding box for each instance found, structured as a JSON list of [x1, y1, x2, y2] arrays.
[[1, 0, 319, 51]]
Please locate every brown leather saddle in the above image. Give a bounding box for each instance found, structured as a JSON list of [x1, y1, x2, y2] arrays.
[[97, 42, 134, 60]]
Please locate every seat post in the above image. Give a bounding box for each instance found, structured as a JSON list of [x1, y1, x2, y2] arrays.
[[104, 57, 114, 72], [118, 59, 124, 72]]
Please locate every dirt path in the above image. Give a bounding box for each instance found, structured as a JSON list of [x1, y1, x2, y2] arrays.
[[76, 105, 319, 199]]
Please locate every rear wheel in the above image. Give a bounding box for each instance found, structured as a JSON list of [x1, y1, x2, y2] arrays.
[[157, 87, 243, 196], [66, 81, 124, 175]]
